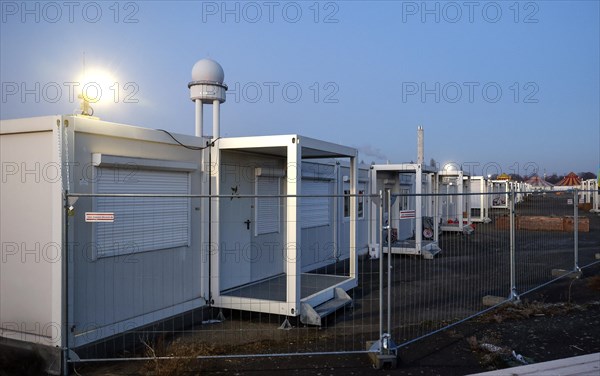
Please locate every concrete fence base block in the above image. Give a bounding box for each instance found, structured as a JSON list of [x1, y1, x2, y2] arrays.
[[595, 253, 600, 260], [551, 269, 582, 279], [366, 341, 398, 370], [482, 295, 506, 307]]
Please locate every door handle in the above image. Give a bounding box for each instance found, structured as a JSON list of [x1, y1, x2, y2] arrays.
[[244, 219, 251, 230]]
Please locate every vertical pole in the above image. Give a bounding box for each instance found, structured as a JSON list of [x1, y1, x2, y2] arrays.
[[203, 147, 210, 301], [574, 189, 579, 271], [386, 188, 392, 336], [209, 138, 221, 303], [62, 193, 69, 376], [417, 126, 424, 165], [482, 178, 488, 220], [378, 189, 384, 342], [591, 181, 600, 213], [349, 155, 358, 279], [415, 166, 423, 253], [434, 173, 439, 242], [285, 140, 300, 315], [457, 173, 464, 229], [465, 175, 471, 225], [212, 100, 220, 139], [60, 120, 70, 376], [509, 187, 518, 300], [370, 167, 378, 251], [333, 162, 339, 262], [195, 99, 203, 137]]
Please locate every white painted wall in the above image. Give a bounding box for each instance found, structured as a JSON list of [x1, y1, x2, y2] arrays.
[[0, 118, 63, 347]]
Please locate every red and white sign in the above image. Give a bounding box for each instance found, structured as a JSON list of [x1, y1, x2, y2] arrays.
[[85, 212, 115, 223], [400, 210, 416, 219]]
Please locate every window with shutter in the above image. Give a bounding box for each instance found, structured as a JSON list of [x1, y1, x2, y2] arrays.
[[301, 179, 330, 228], [94, 167, 191, 258], [255, 176, 280, 235]]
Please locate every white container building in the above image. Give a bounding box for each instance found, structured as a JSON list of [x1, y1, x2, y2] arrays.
[[211, 135, 360, 324], [369, 127, 441, 258], [0, 115, 210, 363], [369, 163, 440, 257]]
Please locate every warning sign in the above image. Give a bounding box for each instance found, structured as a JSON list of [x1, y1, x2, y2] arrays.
[[400, 210, 416, 219], [85, 212, 115, 223]]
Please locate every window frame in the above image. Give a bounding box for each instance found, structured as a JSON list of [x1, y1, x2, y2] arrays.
[[343, 182, 366, 220]]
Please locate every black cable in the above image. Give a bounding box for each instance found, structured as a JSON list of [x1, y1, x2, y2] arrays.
[[157, 129, 218, 150]]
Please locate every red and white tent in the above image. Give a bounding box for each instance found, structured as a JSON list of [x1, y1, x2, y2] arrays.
[[526, 175, 554, 189], [557, 172, 582, 186]]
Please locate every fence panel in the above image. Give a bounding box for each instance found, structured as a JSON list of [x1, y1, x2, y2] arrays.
[[68, 195, 208, 359], [66, 193, 382, 364], [513, 190, 579, 295], [390, 191, 511, 348], [578, 189, 600, 269], [61, 186, 598, 369]]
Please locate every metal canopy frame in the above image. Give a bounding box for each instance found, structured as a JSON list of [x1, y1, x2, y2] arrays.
[[469, 176, 491, 223], [438, 170, 472, 233], [490, 179, 511, 209], [370, 164, 439, 256], [212, 135, 358, 317]]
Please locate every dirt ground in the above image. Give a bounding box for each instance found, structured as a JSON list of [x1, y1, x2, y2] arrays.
[[69, 263, 600, 375]]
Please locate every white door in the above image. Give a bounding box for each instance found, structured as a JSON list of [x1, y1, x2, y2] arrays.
[[219, 165, 253, 291]]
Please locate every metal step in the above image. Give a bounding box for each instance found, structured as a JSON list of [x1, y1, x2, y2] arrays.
[[300, 288, 352, 326]]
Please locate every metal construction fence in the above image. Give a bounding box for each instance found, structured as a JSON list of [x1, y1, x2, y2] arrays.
[[61, 189, 599, 371]]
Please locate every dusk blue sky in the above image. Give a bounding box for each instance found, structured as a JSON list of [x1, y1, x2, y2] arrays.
[[1, 1, 598, 176]]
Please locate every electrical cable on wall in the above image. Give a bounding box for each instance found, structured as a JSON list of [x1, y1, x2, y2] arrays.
[[157, 129, 219, 150]]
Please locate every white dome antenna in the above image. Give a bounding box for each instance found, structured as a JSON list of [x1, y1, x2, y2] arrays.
[[188, 58, 227, 138]]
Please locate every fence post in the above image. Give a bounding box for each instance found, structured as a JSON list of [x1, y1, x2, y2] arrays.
[[368, 189, 397, 369], [509, 187, 519, 301], [386, 188, 393, 339], [379, 189, 384, 341], [574, 189, 580, 272], [62, 192, 70, 376]]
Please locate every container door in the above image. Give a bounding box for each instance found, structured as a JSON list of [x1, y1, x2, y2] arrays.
[[219, 165, 253, 291]]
